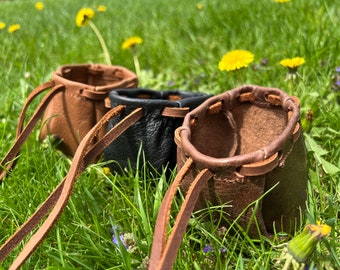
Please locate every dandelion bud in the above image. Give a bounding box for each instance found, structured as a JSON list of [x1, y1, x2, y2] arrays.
[[287, 223, 331, 263]]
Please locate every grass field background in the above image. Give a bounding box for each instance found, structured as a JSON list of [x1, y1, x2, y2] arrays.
[[0, 0, 339, 269]]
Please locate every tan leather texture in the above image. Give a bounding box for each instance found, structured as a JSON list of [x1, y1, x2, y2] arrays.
[[39, 64, 138, 156]]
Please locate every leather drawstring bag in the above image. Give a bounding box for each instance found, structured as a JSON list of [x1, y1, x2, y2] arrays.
[[149, 85, 308, 269], [104, 88, 212, 173], [0, 64, 138, 179], [0, 85, 211, 268], [39, 64, 138, 156]]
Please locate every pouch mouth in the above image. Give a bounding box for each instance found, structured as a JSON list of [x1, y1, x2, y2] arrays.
[[178, 85, 301, 169], [53, 64, 138, 90], [108, 88, 211, 109]]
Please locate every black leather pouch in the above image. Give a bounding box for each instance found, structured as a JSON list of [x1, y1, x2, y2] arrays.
[[104, 88, 211, 173]]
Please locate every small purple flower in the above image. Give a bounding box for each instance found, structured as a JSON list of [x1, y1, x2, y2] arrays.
[[336, 66, 340, 73], [336, 81, 340, 86], [110, 226, 129, 250], [304, 265, 317, 270], [203, 245, 213, 253], [112, 234, 124, 245], [220, 248, 227, 254], [112, 234, 129, 249]]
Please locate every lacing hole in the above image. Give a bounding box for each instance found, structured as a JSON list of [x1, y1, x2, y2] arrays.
[[239, 92, 255, 102], [137, 94, 152, 99], [190, 116, 198, 126], [265, 94, 281, 106], [207, 100, 223, 114]]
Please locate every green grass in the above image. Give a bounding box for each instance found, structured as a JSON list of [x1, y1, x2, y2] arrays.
[[0, 0, 339, 269]]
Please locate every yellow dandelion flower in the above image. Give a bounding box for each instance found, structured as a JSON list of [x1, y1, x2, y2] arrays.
[[280, 57, 305, 70], [103, 167, 111, 175], [97, 5, 107, 12], [35, 2, 44, 10], [0, 22, 6, 29], [197, 3, 204, 10], [8, 24, 20, 33], [121, 36, 143, 50], [218, 50, 255, 72], [307, 222, 332, 240], [76, 8, 95, 27], [274, 0, 291, 3]]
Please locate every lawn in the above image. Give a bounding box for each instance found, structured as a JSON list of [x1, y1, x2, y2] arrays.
[[0, 0, 339, 269]]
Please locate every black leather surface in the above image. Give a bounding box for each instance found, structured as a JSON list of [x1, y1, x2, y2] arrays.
[[104, 88, 211, 174]]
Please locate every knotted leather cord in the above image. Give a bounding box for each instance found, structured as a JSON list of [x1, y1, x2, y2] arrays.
[[149, 158, 194, 268], [149, 162, 214, 270], [0, 81, 63, 181], [158, 169, 214, 269], [2, 106, 143, 269], [15, 81, 56, 137], [1, 105, 189, 268], [0, 105, 125, 262]]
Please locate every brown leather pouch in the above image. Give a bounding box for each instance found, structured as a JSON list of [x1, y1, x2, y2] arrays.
[[149, 85, 308, 269], [0, 64, 137, 180], [39, 64, 138, 155]]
